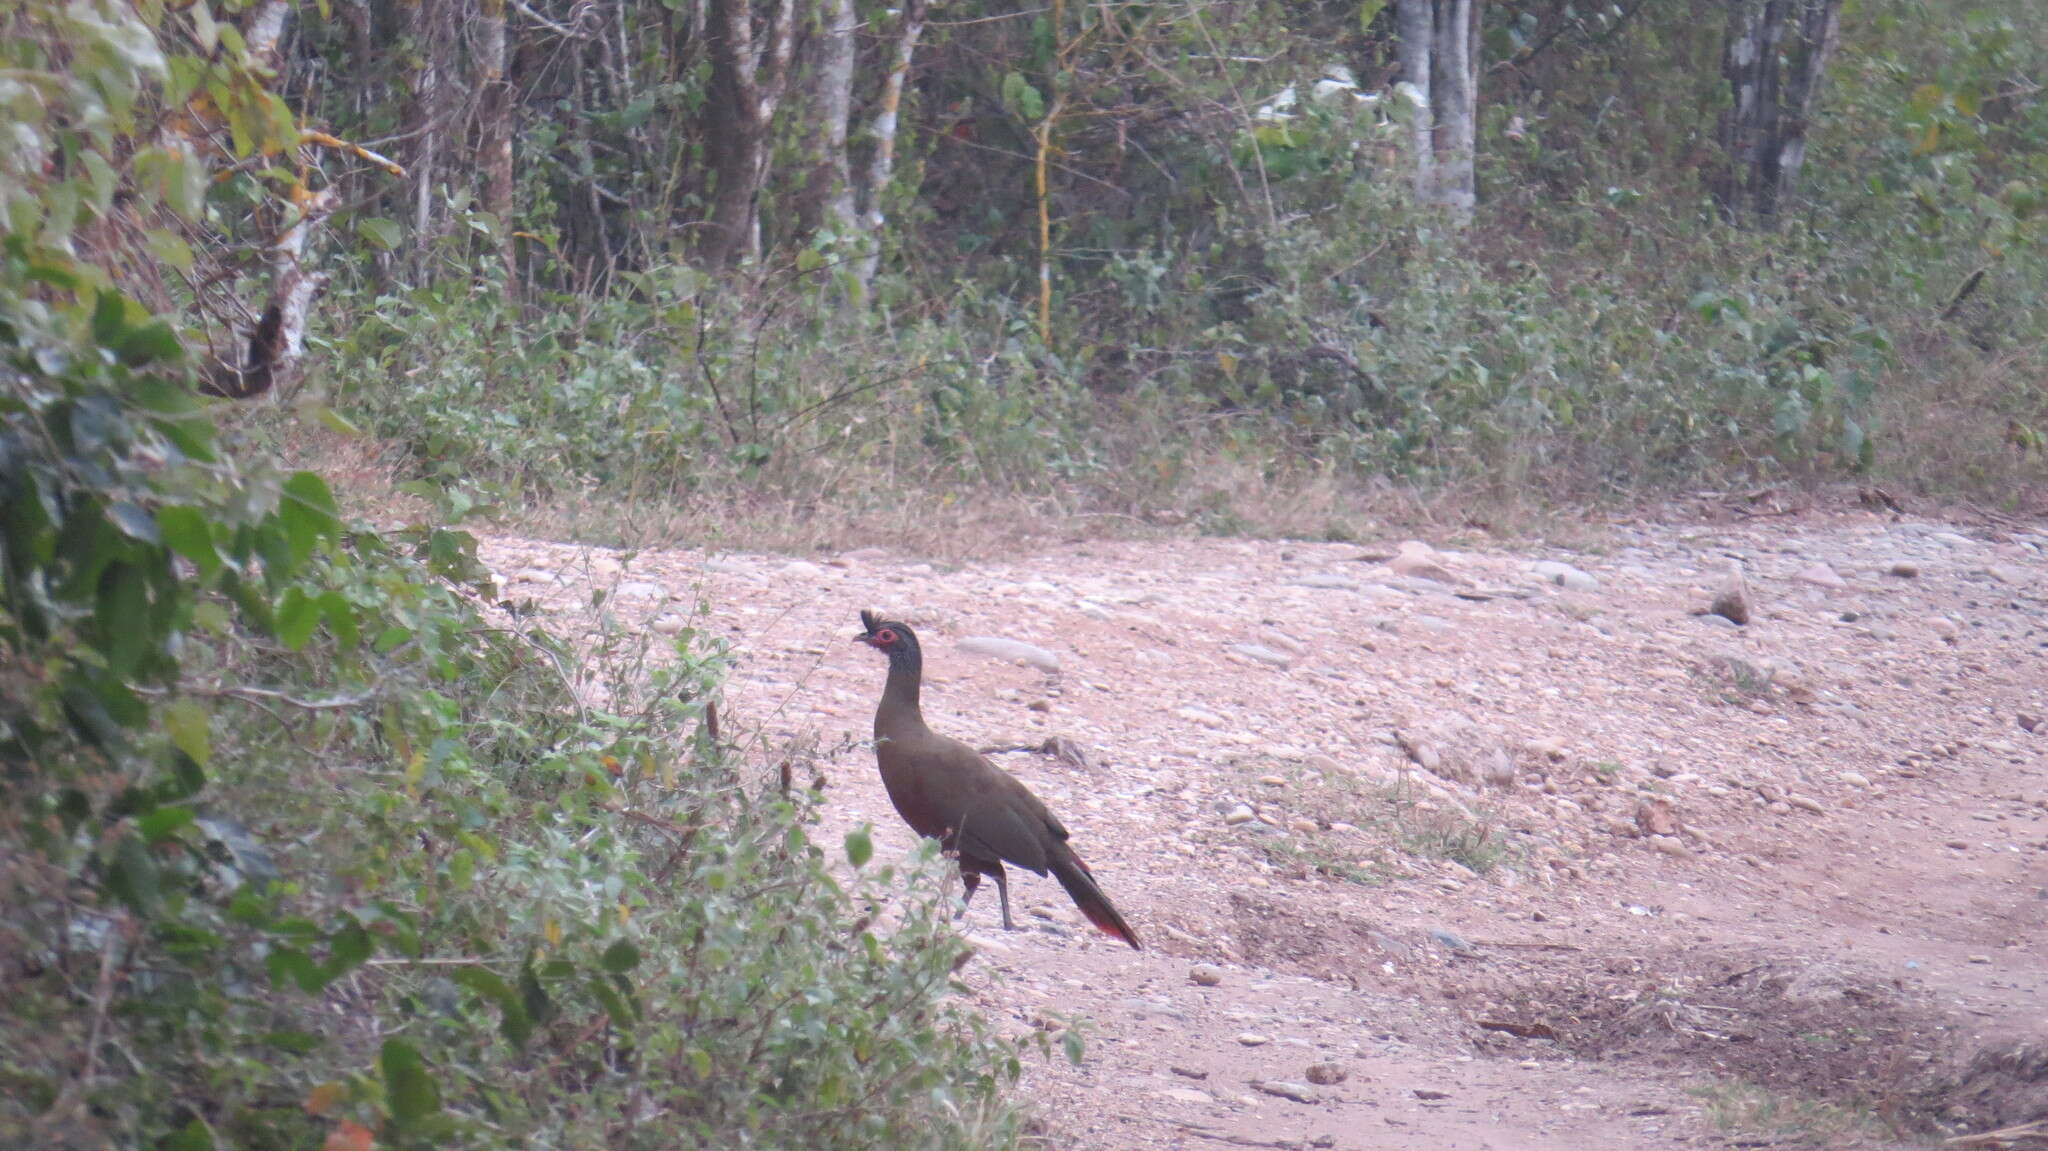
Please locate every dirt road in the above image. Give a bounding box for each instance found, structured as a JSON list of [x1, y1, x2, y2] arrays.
[[481, 503, 2047, 1149]]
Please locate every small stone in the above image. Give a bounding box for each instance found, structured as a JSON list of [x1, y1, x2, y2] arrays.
[[1179, 707, 1226, 728], [1786, 794, 1825, 814], [1259, 774, 1289, 787], [1305, 1062, 1348, 1086], [957, 636, 1061, 672], [1289, 817, 1320, 835], [615, 580, 666, 600], [1189, 964, 1225, 987], [1236, 1032, 1271, 1047], [1710, 561, 1753, 626], [2018, 714, 2041, 734], [1027, 699, 1052, 713], [1252, 1080, 1318, 1104], [1839, 771, 1872, 788], [1795, 563, 1848, 589], [1428, 928, 1474, 952], [779, 560, 824, 577], [1635, 798, 1680, 837], [1223, 805, 1257, 826], [1390, 541, 1462, 585], [1413, 1088, 1452, 1101], [1159, 1087, 1213, 1104], [1650, 835, 1691, 858], [1887, 561, 1920, 578], [1968, 955, 1993, 965], [1231, 642, 1294, 667], [1930, 617, 1960, 642], [1532, 561, 1600, 592], [1258, 628, 1309, 656], [1768, 800, 1793, 815], [651, 614, 687, 635]]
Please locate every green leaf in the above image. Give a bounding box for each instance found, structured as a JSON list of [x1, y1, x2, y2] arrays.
[[164, 699, 211, 765], [137, 805, 195, 843], [92, 289, 129, 345], [107, 502, 160, 543], [106, 834, 161, 915], [157, 506, 221, 581], [453, 967, 534, 1047], [844, 825, 873, 868], [325, 915, 373, 977], [380, 1039, 441, 1130], [356, 217, 403, 251], [279, 471, 340, 565], [589, 973, 637, 1026], [266, 947, 326, 993], [600, 938, 641, 973], [97, 563, 151, 676], [317, 591, 360, 648], [275, 587, 321, 650], [116, 321, 184, 366]]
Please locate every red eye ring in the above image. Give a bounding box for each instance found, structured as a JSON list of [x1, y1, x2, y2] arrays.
[[874, 628, 897, 644]]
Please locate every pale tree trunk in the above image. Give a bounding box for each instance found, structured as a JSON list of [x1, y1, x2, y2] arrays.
[[803, 0, 859, 241], [852, 0, 928, 289], [1396, 0, 1481, 217], [476, 0, 518, 297], [201, 0, 330, 399], [1396, 0, 1435, 203], [404, 0, 455, 260], [702, 0, 796, 267], [1715, 0, 1843, 226]]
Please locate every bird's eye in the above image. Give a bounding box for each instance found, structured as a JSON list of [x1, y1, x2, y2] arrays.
[[875, 628, 897, 644]]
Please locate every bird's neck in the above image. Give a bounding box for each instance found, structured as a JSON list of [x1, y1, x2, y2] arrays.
[[876, 650, 927, 733]]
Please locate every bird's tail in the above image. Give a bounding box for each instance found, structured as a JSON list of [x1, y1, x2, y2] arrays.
[[1049, 846, 1142, 950]]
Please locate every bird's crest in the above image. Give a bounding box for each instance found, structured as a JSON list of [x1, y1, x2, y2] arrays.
[[860, 609, 883, 634]]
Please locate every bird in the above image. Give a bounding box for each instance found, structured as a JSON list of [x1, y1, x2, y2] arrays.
[[853, 609, 1141, 950]]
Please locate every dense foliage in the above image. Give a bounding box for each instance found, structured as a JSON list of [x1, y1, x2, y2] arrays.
[[268, 0, 2047, 505], [2, 4, 1026, 1147]]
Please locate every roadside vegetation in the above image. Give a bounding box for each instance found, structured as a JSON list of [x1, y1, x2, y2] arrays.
[[2, 0, 2043, 1145]]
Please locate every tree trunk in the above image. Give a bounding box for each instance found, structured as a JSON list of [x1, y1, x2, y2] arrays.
[[702, 0, 795, 268], [801, 0, 859, 242], [1715, 0, 1843, 226], [853, 0, 928, 289], [475, 0, 518, 298], [1396, 0, 1482, 217]]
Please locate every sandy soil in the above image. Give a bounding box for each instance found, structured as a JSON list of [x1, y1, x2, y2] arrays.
[[479, 498, 2047, 1150]]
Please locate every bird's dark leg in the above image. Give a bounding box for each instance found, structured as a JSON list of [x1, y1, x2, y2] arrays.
[[988, 861, 1018, 931], [956, 864, 980, 921]]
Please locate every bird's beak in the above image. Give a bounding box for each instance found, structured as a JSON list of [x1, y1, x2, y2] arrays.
[[853, 632, 878, 646]]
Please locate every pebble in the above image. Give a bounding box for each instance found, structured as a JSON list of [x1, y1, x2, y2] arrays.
[[1650, 835, 1691, 857], [1236, 1033, 1271, 1047], [1839, 771, 1872, 788], [1532, 561, 1600, 592], [1888, 561, 1920, 578], [1231, 643, 1294, 667], [1786, 794, 1825, 814], [1710, 561, 1753, 626], [1289, 818, 1319, 835], [1223, 805, 1257, 826], [1189, 964, 1224, 987], [1428, 928, 1474, 952], [1390, 541, 1461, 584], [957, 636, 1061, 672], [1305, 1062, 1348, 1086], [615, 580, 666, 600], [1159, 1087, 1213, 1104], [1930, 618, 1960, 642], [1179, 707, 1226, 728], [1968, 955, 1993, 965], [1795, 563, 1848, 589], [1252, 1080, 1318, 1104]]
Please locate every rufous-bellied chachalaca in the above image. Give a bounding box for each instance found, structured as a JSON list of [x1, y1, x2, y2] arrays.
[[854, 610, 1141, 950]]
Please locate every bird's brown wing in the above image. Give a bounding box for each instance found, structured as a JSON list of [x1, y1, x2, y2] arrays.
[[914, 737, 1063, 875]]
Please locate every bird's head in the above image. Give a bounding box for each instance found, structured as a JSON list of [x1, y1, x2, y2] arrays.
[[855, 610, 921, 667]]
